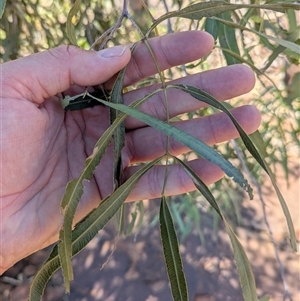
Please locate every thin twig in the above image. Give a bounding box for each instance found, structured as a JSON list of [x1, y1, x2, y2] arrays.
[[139, 0, 156, 22], [231, 139, 293, 301], [161, 0, 173, 33], [126, 9, 172, 195], [89, 0, 129, 50]]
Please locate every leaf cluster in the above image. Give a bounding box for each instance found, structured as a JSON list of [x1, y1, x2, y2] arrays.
[[1, 1, 299, 301]]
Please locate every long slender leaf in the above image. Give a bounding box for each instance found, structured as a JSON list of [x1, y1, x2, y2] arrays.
[[204, 16, 220, 40], [170, 84, 266, 169], [212, 16, 300, 54], [171, 84, 297, 251], [249, 130, 268, 160], [58, 106, 126, 292], [89, 94, 253, 198], [118, 204, 126, 234], [110, 67, 127, 189], [66, 0, 81, 45], [224, 221, 258, 301], [147, 2, 300, 35], [287, 9, 297, 32], [175, 157, 258, 301], [147, 1, 241, 34], [218, 12, 241, 65], [255, 31, 300, 54], [71, 158, 162, 244], [29, 89, 162, 300], [160, 196, 188, 301], [29, 157, 162, 301], [173, 157, 222, 218], [219, 48, 263, 75], [58, 88, 162, 292]]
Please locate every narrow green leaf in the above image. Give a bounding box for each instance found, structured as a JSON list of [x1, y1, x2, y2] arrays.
[[173, 156, 223, 218], [219, 48, 263, 75], [57, 87, 164, 291], [263, 44, 287, 72], [249, 130, 268, 159], [57, 88, 163, 291], [224, 221, 258, 301], [269, 180, 297, 251], [148, 1, 240, 34], [66, 0, 81, 45], [174, 157, 258, 301], [71, 158, 162, 244], [0, 0, 6, 19], [110, 67, 127, 189], [90, 96, 253, 198], [204, 17, 219, 40], [171, 84, 268, 170], [287, 9, 297, 32], [160, 196, 188, 301], [171, 84, 297, 251], [258, 32, 300, 54], [212, 16, 300, 54], [147, 2, 299, 35], [171, 84, 264, 170], [218, 11, 240, 65], [57, 236, 73, 292], [118, 204, 126, 234], [28, 246, 61, 301], [58, 109, 122, 291], [29, 157, 161, 301]]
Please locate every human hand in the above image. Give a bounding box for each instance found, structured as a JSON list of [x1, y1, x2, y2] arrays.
[[0, 31, 260, 273]]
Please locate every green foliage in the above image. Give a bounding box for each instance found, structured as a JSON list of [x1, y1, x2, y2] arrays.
[[29, 157, 162, 301], [160, 196, 188, 301], [92, 91, 253, 198], [1, 1, 299, 300], [174, 157, 259, 301]]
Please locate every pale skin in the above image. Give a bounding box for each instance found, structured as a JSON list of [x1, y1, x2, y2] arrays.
[[0, 31, 260, 273]]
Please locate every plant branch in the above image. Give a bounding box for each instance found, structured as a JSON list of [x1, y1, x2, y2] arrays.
[[126, 12, 171, 194], [90, 0, 129, 50], [161, 0, 173, 33]]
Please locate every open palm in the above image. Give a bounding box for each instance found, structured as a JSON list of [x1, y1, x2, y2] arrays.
[[0, 31, 260, 273]]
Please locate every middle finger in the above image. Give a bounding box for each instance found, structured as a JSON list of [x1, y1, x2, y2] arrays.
[[124, 64, 255, 130]]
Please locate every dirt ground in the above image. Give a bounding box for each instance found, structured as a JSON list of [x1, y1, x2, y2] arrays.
[[1, 158, 299, 301]]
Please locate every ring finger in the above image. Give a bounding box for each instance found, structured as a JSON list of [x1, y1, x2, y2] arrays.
[[123, 105, 260, 165]]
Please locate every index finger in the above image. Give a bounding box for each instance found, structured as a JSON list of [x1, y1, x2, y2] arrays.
[[106, 31, 214, 88]]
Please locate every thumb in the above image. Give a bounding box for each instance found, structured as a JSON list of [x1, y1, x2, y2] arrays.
[[2, 45, 131, 104]]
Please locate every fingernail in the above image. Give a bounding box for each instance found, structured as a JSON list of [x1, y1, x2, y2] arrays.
[[98, 45, 127, 58]]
